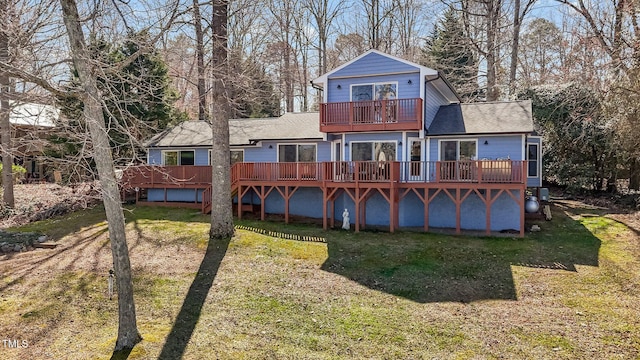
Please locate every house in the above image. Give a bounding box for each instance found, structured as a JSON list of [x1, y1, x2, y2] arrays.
[[8, 102, 59, 181], [123, 50, 542, 236]]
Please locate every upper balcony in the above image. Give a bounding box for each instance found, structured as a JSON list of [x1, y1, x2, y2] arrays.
[[319, 98, 423, 133]]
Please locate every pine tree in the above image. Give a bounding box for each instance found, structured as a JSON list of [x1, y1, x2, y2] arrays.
[[421, 8, 479, 101], [56, 31, 184, 169]]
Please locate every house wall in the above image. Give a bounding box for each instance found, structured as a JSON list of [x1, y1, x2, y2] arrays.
[[327, 73, 420, 103], [243, 141, 332, 162], [527, 137, 542, 187], [398, 189, 521, 230], [147, 147, 210, 165], [147, 188, 205, 202], [344, 132, 405, 161], [330, 52, 419, 78], [427, 135, 525, 161], [424, 82, 449, 129], [330, 188, 521, 230]]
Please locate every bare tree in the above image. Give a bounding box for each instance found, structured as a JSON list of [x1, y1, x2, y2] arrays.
[[193, 0, 208, 120], [59, 0, 141, 350], [0, 0, 13, 207], [508, 0, 537, 97], [209, 0, 234, 240], [306, 0, 347, 75]]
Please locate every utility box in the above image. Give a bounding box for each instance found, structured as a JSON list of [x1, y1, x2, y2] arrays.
[[539, 187, 549, 201]]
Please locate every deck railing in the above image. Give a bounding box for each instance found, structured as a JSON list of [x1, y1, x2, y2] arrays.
[[319, 98, 423, 132], [120, 165, 212, 188], [121, 160, 525, 188]]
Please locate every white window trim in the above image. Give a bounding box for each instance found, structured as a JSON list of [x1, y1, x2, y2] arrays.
[[230, 149, 245, 165], [526, 142, 541, 178], [332, 140, 342, 161], [350, 81, 399, 102], [161, 150, 195, 166], [437, 139, 478, 161], [349, 140, 399, 161], [276, 143, 318, 162]]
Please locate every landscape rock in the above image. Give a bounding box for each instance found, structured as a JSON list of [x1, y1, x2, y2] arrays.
[[37, 235, 48, 243], [531, 224, 541, 232]]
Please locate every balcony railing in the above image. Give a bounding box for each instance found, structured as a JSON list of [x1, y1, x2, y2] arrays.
[[120, 165, 211, 188], [319, 98, 423, 132], [121, 160, 526, 189]]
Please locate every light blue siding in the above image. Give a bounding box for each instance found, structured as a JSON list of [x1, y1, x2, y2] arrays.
[[330, 52, 419, 78], [148, 149, 162, 164], [527, 137, 542, 187], [147, 188, 203, 202], [424, 83, 448, 129], [244, 141, 331, 162], [244, 144, 277, 162], [194, 148, 209, 165], [345, 132, 405, 161], [333, 188, 521, 230], [328, 73, 420, 103], [427, 135, 524, 161], [264, 188, 324, 218], [146, 147, 209, 165], [478, 136, 524, 160]]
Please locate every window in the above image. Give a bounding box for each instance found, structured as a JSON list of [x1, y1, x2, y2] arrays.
[[527, 143, 539, 177], [351, 83, 397, 101], [439, 140, 476, 161], [278, 144, 317, 162], [230, 150, 244, 165], [351, 141, 396, 161], [163, 150, 195, 165]]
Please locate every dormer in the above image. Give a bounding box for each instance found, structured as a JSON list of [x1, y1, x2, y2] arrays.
[[312, 50, 459, 133]]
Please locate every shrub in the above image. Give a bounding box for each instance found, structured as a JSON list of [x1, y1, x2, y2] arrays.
[[0, 164, 27, 184]]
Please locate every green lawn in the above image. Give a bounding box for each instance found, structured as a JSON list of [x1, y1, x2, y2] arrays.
[[0, 201, 639, 359]]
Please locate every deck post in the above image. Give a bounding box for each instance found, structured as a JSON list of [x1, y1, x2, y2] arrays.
[[424, 188, 429, 232], [520, 187, 525, 238], [485, 189, 492, 235], [322, 187, 327, 230], [456, 187, 461, 234]]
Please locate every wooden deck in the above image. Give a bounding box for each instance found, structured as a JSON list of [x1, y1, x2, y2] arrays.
[[319, 98, 423, 132], [121, 160, 528, 236]]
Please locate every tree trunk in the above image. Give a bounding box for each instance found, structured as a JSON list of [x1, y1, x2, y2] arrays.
[[210, 0, 234, 240], [485, 0, 501, 101], [630, 157, 640, 190], [508, 0, 521, 98], [192, 0, 207, 120], [0, 1, 14, 207], [59, 0, 141, 351]]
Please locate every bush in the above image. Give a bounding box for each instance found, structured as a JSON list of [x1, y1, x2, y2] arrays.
[[0, 164, 27, 184]]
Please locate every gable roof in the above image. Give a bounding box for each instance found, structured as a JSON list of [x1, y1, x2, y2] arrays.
[[311, 49, 459, 103], [9, 102, 58, 128], [428, 100, 534, 135], [146, 112, 323, 148], [313, 50, 436, 85]]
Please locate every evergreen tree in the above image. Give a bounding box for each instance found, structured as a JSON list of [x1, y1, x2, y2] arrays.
[[229, 56, 281, 118], [421, 8, 479, 101], [55, 31, 186, 169]]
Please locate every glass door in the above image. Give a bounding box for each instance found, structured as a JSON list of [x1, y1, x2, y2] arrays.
[[408, 137, 423, 181]]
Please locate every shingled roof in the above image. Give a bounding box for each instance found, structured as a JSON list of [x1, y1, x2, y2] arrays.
[[145, 112, 322, 148], [428, 100, 533, 135]]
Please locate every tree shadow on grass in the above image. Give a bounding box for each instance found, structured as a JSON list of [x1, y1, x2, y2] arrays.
[[157, 234, 230, 359], [321, 203, 601, 303]]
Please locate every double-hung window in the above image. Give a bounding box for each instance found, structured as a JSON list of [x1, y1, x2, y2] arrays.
[[527, 143, 539, 177]]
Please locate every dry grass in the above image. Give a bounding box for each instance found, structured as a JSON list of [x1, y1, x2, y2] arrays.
[[0, 202, 639, 359]]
